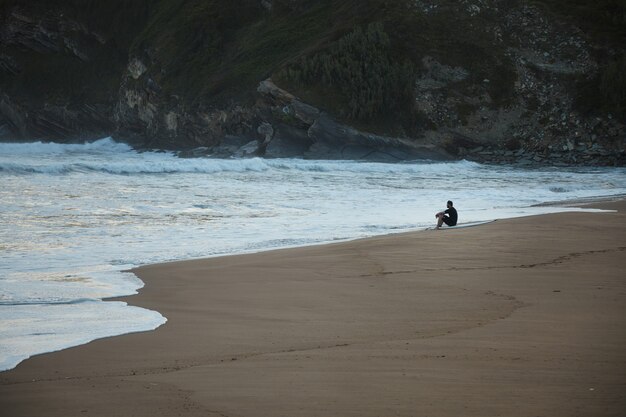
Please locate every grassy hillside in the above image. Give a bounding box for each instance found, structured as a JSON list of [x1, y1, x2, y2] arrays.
[[274, 1, 517, 134], [1, 0, 624, 128], [126, 0, 400, 102]]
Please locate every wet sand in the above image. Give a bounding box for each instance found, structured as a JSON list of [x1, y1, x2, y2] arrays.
[[1, 200, 625, 417]]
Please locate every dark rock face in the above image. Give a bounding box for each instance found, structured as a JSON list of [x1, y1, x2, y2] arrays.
[[305, 113, 449, 161], [252, 79, 453, 161], [166, 78, 454, 161], [265, 124, 313, 158], [405, 3, 626, 166], [0, 1, 624, 165], [0, 5, 116, 141], [0, 94, 27, 139]]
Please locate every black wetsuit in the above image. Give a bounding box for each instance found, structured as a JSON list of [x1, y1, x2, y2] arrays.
[[443, 207, 458, 226]]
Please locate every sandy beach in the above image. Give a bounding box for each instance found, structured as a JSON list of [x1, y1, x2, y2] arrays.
[[1, 200, 625, 417]]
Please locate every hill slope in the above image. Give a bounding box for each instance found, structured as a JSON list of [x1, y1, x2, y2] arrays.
[[0, 0, 624, 164]]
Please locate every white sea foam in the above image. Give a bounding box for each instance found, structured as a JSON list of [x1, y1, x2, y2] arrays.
[[1, 138, 484, 175], [1, 138, 625, 371], [0, 137, 133, 154], [0, 301, 165, 371]]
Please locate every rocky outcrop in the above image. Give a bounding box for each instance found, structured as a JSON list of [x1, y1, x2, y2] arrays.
[[159, 76, 449, 161], [113, 55, 264, 150], [0, 94, 27, 139], [0, 1, 623, 165], [248, 79, 452, 161], [407, 2, 625, 165], [168, 2, 624, 165], [173, 79, 452, 161], [0, 93, 113, 142], [0, 5, 114, 141], [117, 73, 453, 161], [0, 8, 97, 59]]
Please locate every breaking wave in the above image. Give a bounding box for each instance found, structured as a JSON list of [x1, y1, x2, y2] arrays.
[[0, 137, 133, 155], [0, 138, 481, 175]]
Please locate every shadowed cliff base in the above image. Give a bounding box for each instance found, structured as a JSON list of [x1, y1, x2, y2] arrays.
[[0, 0, 624, 164]]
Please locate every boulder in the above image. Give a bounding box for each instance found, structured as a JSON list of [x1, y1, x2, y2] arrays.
[[234, 140, 262, 158], [291, 100, 320, 125], [257, 122, 274, 143], [209, 135, 251, 157], [257, 79, 296, 103]]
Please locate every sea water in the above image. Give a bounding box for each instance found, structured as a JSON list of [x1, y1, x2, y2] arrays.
[[1, 137, 625, 371]]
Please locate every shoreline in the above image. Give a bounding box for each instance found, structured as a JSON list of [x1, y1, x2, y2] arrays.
[[1, 200, 625, 416], [531, 193, 626, 207], [120, 194, 626, 267], [1, 193, 621, 374]]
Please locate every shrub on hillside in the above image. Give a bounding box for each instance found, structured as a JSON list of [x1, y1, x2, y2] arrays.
[[600, 55, 626, 119], [576, 55, 626, 121], [281, 23, 416, 121]]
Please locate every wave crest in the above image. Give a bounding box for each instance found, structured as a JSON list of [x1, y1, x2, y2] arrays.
[[0, 137, 132, 155], [0, 157, 482, 176], [0, 138, 483, 175]]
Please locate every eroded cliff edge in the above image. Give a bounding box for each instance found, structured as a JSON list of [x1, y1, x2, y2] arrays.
[[1, 0, 625, 165]]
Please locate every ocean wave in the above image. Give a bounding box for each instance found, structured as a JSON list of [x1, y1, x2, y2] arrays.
[[0, 158, 272, 175], [0, 150, 483, 176], [0, 137, 133, 155], [264, 158, 482, 174]]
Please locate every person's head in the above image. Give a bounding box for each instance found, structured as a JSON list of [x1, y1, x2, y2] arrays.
[[447, 200, 453, 208]]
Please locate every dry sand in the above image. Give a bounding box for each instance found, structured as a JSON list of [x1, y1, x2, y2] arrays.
[[1, 200, 625, 417]]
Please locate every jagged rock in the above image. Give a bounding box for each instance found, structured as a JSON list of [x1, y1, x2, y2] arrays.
[[291, 100, 320, 125], [0, 94, 28, 138], [209, 135, 251, 157], [234, 140, 262, 158], [0, 54, 20, 75], [307, 114, 451, 161], [255, 79, 443, 161], [265, 124, 312, 158], [257, 122, 274, 144], [128, 58, 147, 80], [0, 122, 13, 139], [0, 2, 623, 166], [164, 112, 178, 132], [257, 79, 296, 103], [417, 56, 469, 90]]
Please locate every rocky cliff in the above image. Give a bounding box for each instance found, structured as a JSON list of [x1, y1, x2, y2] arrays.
[[1, 0, 625, 165]]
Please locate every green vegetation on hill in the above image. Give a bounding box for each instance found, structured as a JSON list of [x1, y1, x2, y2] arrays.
[[275, 1, 517, 134], [278, 23, 416, 121], [129, 0, 266, 100], [126, 0, 391, 102], [576, 55, 626, 121], [0, 0, 524, 127], [600, 56, 626, 118], [1, 0, 624, 129]]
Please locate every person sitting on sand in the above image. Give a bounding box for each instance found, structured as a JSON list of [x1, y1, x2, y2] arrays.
[[435, 200, 458, 229]]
